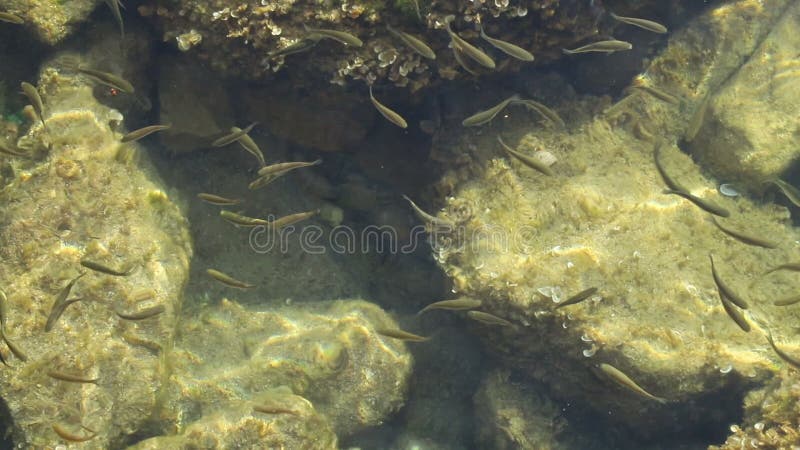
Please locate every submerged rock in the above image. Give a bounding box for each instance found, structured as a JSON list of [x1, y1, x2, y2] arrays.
[[0, 50, 191, 447], [474, 369, 566, 449], [129, 388, 338, 449], [157, 298, 412, 440], [688, 1, 800, 191], [426, 0, 800, 443], [0, 0, 103, 45]]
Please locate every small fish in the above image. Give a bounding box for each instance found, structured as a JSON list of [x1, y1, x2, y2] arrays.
[[766, 332, 800, 370], [121, 124, 171, 143], [80, 259, 135, 276], [206, 268, 255, 289], [375, 327, 429, 342], [0, 12, 23, 24], [709, 254, 749, 309], [197, 193, 243, 206], [268, 210, 319, 229], [231, 127, 266, 167], [452, 46, 480, 76], [709, 217, 778, 249], [497, 135, 554, 176], [402, 195, 456, 230], [20, 82, 48, 131], [774, 295, 800, 307], [369, 86, 407, 129], [555, 287, 599, 309], [563, 40, 633, 54], [610, 12, 668, 34], [598, 363, 667, 403], [268, 38, 318, 59], [765, 178, 800, 207], [3, 336, 26, 362], [417, 297, 482, 315], [257, 160, 322, 178], [387, 25, 435, 60], [467, 310, 513, 327], [653, 142, 685, 191], [511, 99, 566, 128], [0, 287, 8, 332], [685, 94, 711, 142], [220, 210, 270, 227], [74, 66, 134, 93], [631, 85, 680, 105], [304, 25, 363, 47], [45, 273, 86, 332], [212, 122, 257, 147], [479, 27, 534, 61], [47, 370, 98, 384], [717, 291, 750, 333], [444, 15, 495, 69], [104, 0, 124, 39], [462, 95, 519, 127], [115, 304, 165, 320], [0, 141, 30, 158], [663, 189, 730, 217], [253, 405, 300, 415], [0, 288, 26, 361], [251, 160, 322, 190], [52, 423, 97, 442], [764, 262, 800, 275]]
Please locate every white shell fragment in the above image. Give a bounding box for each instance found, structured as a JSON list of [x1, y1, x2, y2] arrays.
[[718, 183, 740, 197], [531, 150, 558, 167]]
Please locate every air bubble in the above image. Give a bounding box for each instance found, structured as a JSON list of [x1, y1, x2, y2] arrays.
[[583, 345, 597, 357], [719, 364, 733, 374], [581, 333, 593, 342], [754, 422, 764, 431]]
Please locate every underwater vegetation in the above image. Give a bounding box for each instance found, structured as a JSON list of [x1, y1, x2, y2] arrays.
[[0, 0, 799, 448]]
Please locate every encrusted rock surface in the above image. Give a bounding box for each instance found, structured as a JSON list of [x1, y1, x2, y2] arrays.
[[0, 0, 102, 45], [688, 0, 800, 191], [143, 0, 689, 89], [425, 0, 800, 443], [156, 298, 413, 439], [0, 49, 191, 447]]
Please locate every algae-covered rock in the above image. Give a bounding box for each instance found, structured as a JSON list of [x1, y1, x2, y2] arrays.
[[0, 0, 102, 45], [711, 370, 800, 449], [143, 0, 683, 89], [129, 388, 337, 449], [425, 0, 800, 440], [0, 54, 191, 447], [688, 1, 800, 191], [157, 298, 412, 439], [474, 369, 565, 450]]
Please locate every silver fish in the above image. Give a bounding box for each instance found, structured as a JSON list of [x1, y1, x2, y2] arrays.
[[369, 86, 408, 129], [610, 12, 667, 34], [212, 122, 257, 147], [231, 126, 266, 167], [387, 25, 435, 60], [563, 40, 632, 54], [0, 12, 23, 24], [20, 82, 48, 131], [105, 0, 125, 39], [599, 363, 667, 403], [444, 15, 495, 69], [304, 25, 363, 47], [479, 27, 534, 62], [462, 95, 519, 127]]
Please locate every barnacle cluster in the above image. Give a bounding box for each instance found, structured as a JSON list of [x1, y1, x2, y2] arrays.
[[712, 373, 800, 449], [143, 0, 605, 89]]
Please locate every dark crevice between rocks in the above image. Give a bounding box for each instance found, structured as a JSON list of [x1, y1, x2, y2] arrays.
[[556, 372, 751, 449], [0, 396, 13, 450]]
